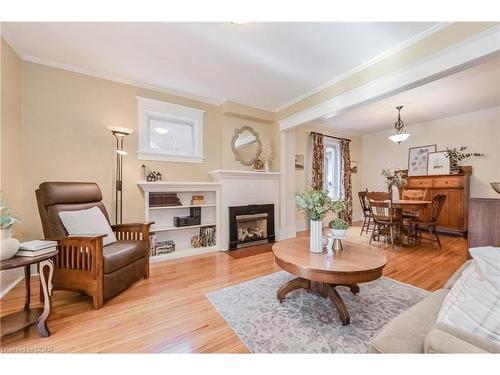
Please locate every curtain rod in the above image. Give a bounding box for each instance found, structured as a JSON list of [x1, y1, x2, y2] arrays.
[[310, 131, 351, 143]]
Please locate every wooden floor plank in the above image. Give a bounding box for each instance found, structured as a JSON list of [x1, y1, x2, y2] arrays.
[[0, 221, 467, 353]]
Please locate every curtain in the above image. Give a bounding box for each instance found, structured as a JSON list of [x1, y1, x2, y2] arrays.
[[341, 139, 353, 223], [311, 133, 324, 191]]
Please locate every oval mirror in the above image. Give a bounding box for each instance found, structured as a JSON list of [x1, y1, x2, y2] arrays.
[[231, 126, 262, 166]]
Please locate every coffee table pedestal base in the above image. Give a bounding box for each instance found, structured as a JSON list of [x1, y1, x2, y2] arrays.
[[277, 277, 359, 326]]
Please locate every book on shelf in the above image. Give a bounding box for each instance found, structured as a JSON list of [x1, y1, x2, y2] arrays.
[[16, 247, 57, 257], [19, 240, 58, 251]]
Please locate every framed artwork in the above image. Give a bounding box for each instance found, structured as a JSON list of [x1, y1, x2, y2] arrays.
[[295, 155, 304, 170], [350, 161, 358, 174], [427, 151, 450, 175], [407, 144, 437, 176]]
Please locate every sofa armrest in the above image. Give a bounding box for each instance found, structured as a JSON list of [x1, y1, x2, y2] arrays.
[[425, 323, 500, 353], [443, 260, 472, 289]]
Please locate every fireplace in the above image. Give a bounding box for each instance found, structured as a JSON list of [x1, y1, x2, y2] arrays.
[[228, 204, 275, 250]]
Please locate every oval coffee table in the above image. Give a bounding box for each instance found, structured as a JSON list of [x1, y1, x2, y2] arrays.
[[272, 237, 387, 325]]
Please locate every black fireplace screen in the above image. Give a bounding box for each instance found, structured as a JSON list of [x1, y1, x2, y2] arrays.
[[228, 204, 275, 250]]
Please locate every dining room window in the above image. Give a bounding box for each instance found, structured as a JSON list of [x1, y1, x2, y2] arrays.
[[324, 139, 342, 200]]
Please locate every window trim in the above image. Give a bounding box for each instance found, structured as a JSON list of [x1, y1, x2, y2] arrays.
[[137, 96, 205, 163]]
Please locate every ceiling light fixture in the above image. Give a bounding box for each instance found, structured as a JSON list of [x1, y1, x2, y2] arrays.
[[388, 106, 410, 144], [154, 127, 169, 135]]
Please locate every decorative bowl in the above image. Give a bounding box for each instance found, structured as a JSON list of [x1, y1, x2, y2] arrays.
[[491, 182, 500, 195]]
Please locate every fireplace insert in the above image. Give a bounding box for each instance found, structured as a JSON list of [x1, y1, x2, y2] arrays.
[[228, 204, 275, 250]]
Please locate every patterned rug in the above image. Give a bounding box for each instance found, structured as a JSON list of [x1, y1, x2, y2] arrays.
[[207, 271, 430, 353]]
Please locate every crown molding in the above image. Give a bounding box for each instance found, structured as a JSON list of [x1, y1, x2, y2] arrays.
[[274, 22, 453, 113]]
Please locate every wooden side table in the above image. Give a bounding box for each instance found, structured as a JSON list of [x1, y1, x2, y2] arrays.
[[0, 250, 57, 338]]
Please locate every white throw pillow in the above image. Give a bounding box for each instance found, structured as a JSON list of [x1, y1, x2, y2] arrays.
[[436, 246, 500, 343], [59, 207, 117, 246]]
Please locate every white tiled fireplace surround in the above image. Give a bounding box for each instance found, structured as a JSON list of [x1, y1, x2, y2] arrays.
[[209, 170, 281, 251]]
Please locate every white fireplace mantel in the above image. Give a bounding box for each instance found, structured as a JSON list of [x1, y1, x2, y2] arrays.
[[209, 170, 281, 250], [209, 169, 281, 181]]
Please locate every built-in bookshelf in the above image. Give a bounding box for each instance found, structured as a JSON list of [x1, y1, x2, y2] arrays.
[[138, 181, 221, 262]]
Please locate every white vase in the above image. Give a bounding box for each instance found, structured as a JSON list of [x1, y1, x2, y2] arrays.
[[264, 160, 270, 172], [1, 228, 20, 261], [309, 220, 323, 253], [330, 229, 347, 238]]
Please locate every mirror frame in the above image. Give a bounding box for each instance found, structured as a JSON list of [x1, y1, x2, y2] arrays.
[[231, 126, 262, 166]]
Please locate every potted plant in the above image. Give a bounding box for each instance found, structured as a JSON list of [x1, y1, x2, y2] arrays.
[[296, 187, 337, 253], [381, 168, 407, 199], [0, 201, 21, 261], [445, 146, 485, 174], [329, 218, 349, 238]]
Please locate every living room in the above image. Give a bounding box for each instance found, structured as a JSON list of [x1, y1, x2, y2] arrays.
[[1, 1, 499, 373]]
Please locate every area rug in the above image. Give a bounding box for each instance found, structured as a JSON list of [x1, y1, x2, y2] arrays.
[[206, 271, 430, 353]]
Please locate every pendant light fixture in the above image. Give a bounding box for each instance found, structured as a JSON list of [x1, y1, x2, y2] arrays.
[[388, 106, 410, 144]]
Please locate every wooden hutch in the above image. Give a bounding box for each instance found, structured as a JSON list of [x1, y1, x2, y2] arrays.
[[401, 167, 471, 236]]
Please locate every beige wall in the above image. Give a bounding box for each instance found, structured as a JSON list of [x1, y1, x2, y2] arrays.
[[294, 124, 362, 230], [278, 22, 499, 120], [1, 37, 24, 292], [361, 107, 500, 198], [16, 61, 278, 241]]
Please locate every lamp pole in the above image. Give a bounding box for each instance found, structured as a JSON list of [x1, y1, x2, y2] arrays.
[[108, 127, 133, 224]]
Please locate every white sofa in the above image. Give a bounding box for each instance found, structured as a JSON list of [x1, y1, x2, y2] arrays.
[[369, 260, 500, 353]]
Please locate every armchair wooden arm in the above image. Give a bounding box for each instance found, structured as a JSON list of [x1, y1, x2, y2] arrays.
[[111, 222, 153, 241], [49, 235, 106, 308]]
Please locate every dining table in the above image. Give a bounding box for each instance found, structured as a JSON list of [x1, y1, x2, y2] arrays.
[[390, 199, 432, 245]]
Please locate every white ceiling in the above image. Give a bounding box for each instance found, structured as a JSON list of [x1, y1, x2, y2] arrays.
[[316, 54, 500, 134], [2, 22, 439, 111]]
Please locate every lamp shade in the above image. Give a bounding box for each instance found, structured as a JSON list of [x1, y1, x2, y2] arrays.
[[388, 133, 410, 144]]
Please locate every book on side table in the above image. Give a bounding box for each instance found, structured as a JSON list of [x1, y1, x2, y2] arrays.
[[17, 240, 58, 257]]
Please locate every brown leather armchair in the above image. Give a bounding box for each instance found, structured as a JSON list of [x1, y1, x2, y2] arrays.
[[35, 182, 152, 309]]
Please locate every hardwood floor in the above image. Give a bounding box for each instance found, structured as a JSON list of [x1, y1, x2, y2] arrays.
[[0, 221, 468, 353]]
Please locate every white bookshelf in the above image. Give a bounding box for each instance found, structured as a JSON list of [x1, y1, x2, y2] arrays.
[[138, 181, 221, 262]]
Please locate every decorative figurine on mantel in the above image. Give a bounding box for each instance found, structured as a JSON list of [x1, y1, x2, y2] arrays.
[[146, 171, 157, 182], [141, 164, 147, 180], [261, 141, 273, 172]]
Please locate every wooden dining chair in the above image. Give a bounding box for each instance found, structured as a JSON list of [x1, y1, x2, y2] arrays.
[[366, 191, 399, 248], [358, 191, 372, 235], [409, 194, 447, 249], [401, 188, 427, 219]]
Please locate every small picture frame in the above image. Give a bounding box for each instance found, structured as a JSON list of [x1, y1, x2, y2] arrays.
[[407, 144, 437, 176], [427, 151, 450, 175], [350, 161, 358, 174], [295, 155, 304, 170]]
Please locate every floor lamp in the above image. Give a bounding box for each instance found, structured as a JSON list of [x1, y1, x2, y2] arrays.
[[108, 126, 134, 224]]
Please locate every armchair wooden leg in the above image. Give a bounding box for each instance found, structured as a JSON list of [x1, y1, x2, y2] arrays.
[[93, 292, 104, 309]]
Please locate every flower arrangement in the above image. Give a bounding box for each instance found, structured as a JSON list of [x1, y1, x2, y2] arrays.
[[381, 168, 407, 189], [0, 201, 20, 230], [445, 146, 485, 169], [296, 187, 345, 221], [328, 218, 349, 230]]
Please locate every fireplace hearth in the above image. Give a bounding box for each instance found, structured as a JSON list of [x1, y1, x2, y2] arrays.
[[228, 204, 275, 250]]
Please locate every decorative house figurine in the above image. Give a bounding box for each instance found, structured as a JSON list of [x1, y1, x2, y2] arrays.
[[146, 171, 157, 182], [155, 172, 162, 181]]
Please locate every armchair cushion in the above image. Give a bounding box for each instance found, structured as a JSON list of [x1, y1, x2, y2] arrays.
[[59, 206, 117, 246], [103, 240, 147, 274]]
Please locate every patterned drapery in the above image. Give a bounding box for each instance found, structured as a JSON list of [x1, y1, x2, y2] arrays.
[[341, 139, 353, 224], [311, 133, 324, 191]]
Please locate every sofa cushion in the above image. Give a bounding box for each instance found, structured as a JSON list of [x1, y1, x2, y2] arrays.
[[436, 247, 500, 343], [425, 323, 500, 353], [443, 260, 472, 289], [103, 240, 147, 274], [369, 289, 449, 353]]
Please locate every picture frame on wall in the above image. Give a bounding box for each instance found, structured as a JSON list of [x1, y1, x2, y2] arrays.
[[407, 144, 437, 176], [295, 155, 304, 170], [427, 151, 450, 175]]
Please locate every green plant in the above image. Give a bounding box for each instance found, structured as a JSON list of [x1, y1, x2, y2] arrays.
[[0, 201, 21, 229], [296, 187, 344, 221], [381, 168, 407, 189], [445, 146, 485, 168], [329, 218, 349, 230]]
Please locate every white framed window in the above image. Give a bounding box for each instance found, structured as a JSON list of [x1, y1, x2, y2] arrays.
[[137, 97, 205, 163], [324, 139, 342, 200]]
